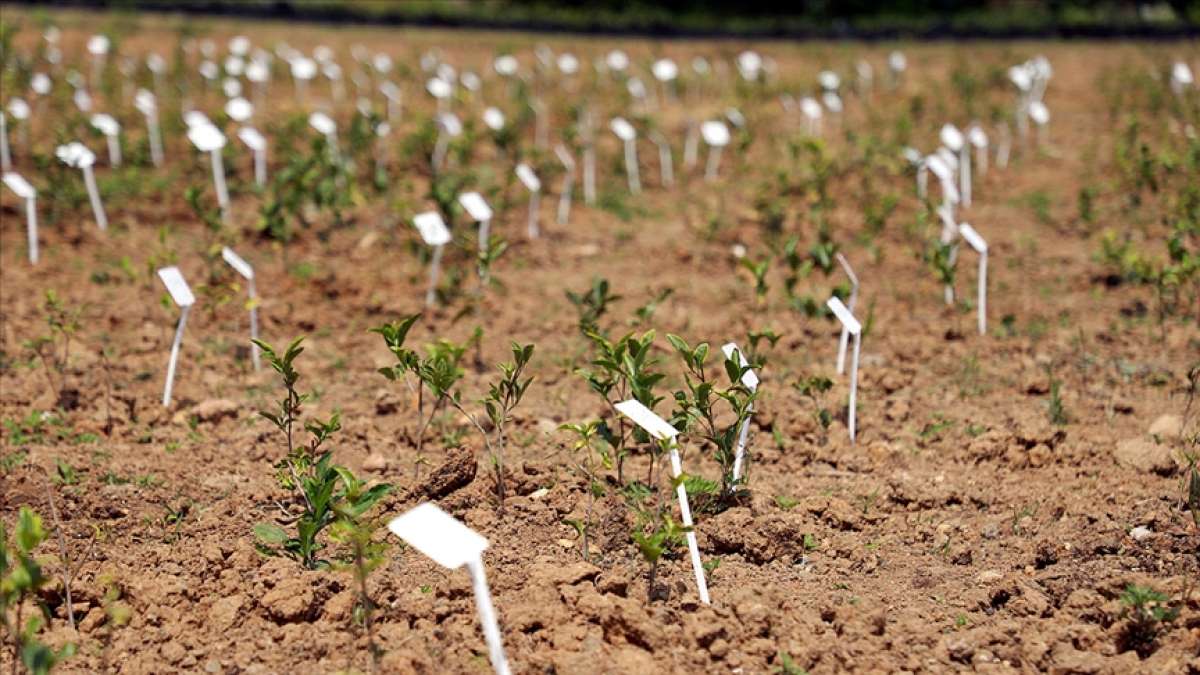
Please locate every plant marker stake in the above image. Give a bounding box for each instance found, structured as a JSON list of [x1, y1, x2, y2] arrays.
[[0, 112, 9, 172], [157, 266, 195, 407], [958, 223, 988, 336], [701, 120, 729, 182], [834, 253, 859, 375], [458, 191, 493, 269], [57, 142, 107, 230], [1029, 101, 1050, 147], [134, 89, 164, 167], [610, 117, 640, 195], [996, 123, 1011, 169], [3, 172, 37, 263], [581, 108, 596, 205], [221, 247, 261, 371], [721, 343, 759, 483], [237, 127, 268, 186], [650, 132, 673, 188], [386, 503, 510, 675], [432, 113, 461, 173], [939, 124, 967, 208], [532, 98, 548, 150], [937, 203, 959, 305], [683, 119, 699, 170], [413, 211, 451, 308], [554, 144, 575, 225], [613, 399, 710, 605], [187, 124, 229, 221], [309, 112, 340, 163], [968, 126, 989, 178], [516, 163, 541, 239], [91, 114, 122, 167], [825, 297, 862, 445]]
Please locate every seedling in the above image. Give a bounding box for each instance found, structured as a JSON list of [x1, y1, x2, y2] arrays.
[[794, 375, 835, 436], [1118, 584, 1177, 657], [515, 163, 541, 239], [558, 421, 608, 561], [221, 247, 261, 371], [741, 257, 770, 305], [1046, 370, 1068, 426], [252, 337, 392, 570], [615, 399, 710, 604], [329, 473, 392, 672], [565, 278, 620, 336], [22, 291, 82, 410], [55, 142, 107, 230], [387, 503, 510, 675], [1, 507, 77, 673], [826, 296, 862, 444], [2, 172, 37, 263], [157, 267, 195, 407]]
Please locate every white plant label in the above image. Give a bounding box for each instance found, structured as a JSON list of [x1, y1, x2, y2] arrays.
[[459, 191, 493, 254], [414, 211, 450, 307], [493, 55, 518, 76], [834, 253, 860, 376], [652, 58, 678, 82], [3, 172, 38, 263], [516, 164, 541, 239], [555, 144, 576, 225], [959, 223, 989, 336], [968, 126, 989, 177], [826, 296, 862, 445], [701, 120, 729, 182], [387, 503, 510, 675], [225, 97, 253, 123], [238, 127, 268, 186], [610, 117, 640, 194], [939, 124, 964, 152], [56, 142, 106, 230], [221, 247, 261, 370], [90, 114, 122, 167], [0, 114, 10, 173], [650, 132, 673, 188], [134, 89, 164, 167], [483, 107, 505, 132], [188, 124, 230, 217], [610, 117, 636, 142], [157, 266, 194, 407], [721, 342, 758, 482], [614, 399, 710, 605]]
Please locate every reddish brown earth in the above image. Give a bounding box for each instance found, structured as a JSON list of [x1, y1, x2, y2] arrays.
[[1, 10, 1199, 675]]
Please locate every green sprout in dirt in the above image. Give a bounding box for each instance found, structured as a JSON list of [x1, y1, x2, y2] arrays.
[[794, 375, 835, 440], [252, 337, 391, 569], [566, 278, 620, 336], [744, 328, 783, 368], [329, 472, 391, 674], [666, 334, 757, 505], [624, 465, 690, 602], [559, 420, 610, 561], [2, 506, 76, 674], [1118, 584, 1178, 657], [925, 239, 957, 302], [741, 257, 770, 305], [22, 290, 82, 410], [575, 330, 664, 484], [1046, 369, 1068, 426], [446, 343, 535, 507]]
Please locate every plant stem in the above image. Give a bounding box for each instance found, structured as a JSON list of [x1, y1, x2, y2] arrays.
[[43, 477, 76, 632]]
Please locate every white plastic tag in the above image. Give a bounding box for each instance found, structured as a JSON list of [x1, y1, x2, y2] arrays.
[[3, 172, 36, 199], [187, 124, 226, 152], [826, 296, 861, 335], [458, 192, 493, 222], [610, 117, 636, 141], [221, 247, 254, 279], [413, 211, 451, 246], [515, 163, 541, 192], [614, 399, 678, 440], [157, 266, 196, 307], [387, 502, 488, 570]]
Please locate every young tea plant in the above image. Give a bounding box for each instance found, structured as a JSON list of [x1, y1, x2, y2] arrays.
[[22, 290, 83, 410], [2, 506, 76, 674], [666, 334, 757, 505], [252, 337, 391, 569], [566, 278, 620, 336], [329, 472, 392, 673], [1118, 584, 1178, 657], [558, 420, 611, 561], [794, 375, 835, 441]]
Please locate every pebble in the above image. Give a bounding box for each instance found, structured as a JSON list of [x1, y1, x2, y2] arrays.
[[1129, 526, 1152, 542], [1148, 414, 1182, 439]]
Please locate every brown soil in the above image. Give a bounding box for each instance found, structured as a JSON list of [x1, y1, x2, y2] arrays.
[[2, 10, 1199, 675]]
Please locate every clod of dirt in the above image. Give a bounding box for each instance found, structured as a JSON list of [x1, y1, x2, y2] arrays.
[[363, 452, 389, 472], [178, 398, 240, 425], [416, 446, 476, 498], [1112, 437, 1179, 476], [374, 389, 402, 415], [261, 578, 315, 623], [1147, 414, 1182, 439]]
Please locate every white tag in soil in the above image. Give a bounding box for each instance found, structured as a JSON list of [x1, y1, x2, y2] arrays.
[[134, 89, 164, 167], [967, 126, 989, 177], [387, 503, 510, 675], [458, 191, 493, 255], [554, 144, 576, 225], [220, 247, 262, 370], [483, 107, 505, 132], [413, 211, 450, 307], [958, 223, 989, 336], [701, 120, 729, 182], [515, 163, 542, 239], [3, 172, 38, 263], [610, 117, 640, 194], [157, 266, 194, 407], [825, 296, 862, 445], [721, 342, 758, 483], [90, 114, 122, 167], [187, 124, 230, 218], [613, 399, 711, 605], [834, 253, 860, 376], [55, 142, 107, 230], [237, 127, 268, 186]]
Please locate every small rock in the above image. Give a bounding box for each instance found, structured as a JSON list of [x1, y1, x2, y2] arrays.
[[1148, 414, 1182, 440], [977, 570, 1003, 584], [529, 487, 550, 499], [363, 453, 389, 472], [1129, 526, 1152, 542], [1112, 437, 1179, 476], [557, 539, 575, 549], [183, 399, 239, 424]]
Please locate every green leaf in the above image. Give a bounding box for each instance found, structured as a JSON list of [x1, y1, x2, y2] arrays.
[[254, 522, 289, 545]]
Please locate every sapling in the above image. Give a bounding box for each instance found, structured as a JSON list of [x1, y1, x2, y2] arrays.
[[23, 290, 83, 410], [565, 278, 620, 336], [794, 375, 835, 439], [1, 506, 77, 674], [252, 337, 392, 569], [741, 257, 770, 305], [1118, 584, 1178, 657], [329, 473, 392, 673], [665, 334, 757, 504], [372, 315, 455, 457], [558, 420, 609, 561]]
